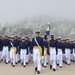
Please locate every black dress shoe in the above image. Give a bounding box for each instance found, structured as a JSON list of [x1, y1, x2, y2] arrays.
[[22, 63, 23, 66], [35, 67, 37, 71], [12, 65, 15, 67], [42, 64, 44, 67], [1, 59, 3, 61], [44, 66, 46, 68], [57, 64, 59, 66], [16, 62, 18, 64], [50, 65, 52, 69], [53, 68, 56, 71], [18, 61, 21, 63], [71, 60, 73, 62], [68, 64, 70, 65], [47, 63, 48, 65], [6, 62, 8, 64], [23, 65, 26, 67], [8, 61, 10, 63], [65, 62, 67, 64], [60, 66, 62, 68], [63, 61, 65, 63], [26, 62, 28, 65], [73, 60, 75, 63], [37, 71, 40, 74]]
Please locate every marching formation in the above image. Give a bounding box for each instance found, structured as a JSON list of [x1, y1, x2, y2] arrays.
[[0, 30, 75, 74], [0, 35, 31, 67]]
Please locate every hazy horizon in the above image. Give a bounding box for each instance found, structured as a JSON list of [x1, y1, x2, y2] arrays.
[[0, 0, 75, 25]]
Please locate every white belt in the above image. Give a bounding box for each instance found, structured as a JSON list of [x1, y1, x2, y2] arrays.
[[3, 46, 8, 47]]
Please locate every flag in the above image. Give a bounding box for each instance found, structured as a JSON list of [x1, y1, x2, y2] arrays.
[[45, 24, 50, 36]]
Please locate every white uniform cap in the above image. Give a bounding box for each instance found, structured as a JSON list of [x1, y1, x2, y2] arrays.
[[35, 30, 40, 33]]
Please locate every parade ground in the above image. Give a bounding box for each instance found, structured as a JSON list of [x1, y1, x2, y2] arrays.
[[0, 60, 75, 75]]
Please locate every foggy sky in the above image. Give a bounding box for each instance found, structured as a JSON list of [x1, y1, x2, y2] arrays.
[[0, 0, 75, 25]]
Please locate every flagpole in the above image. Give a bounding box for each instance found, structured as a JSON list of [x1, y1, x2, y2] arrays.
[[47, 23, 50, 56], [48, 23, 50, 35]]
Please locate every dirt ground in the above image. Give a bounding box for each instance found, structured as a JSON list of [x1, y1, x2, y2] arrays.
[[0, 60, 75, 75]]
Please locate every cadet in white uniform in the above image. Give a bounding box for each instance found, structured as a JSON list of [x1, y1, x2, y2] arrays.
[[49, 34, 57, 71], [32, 30, 43, 74]]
